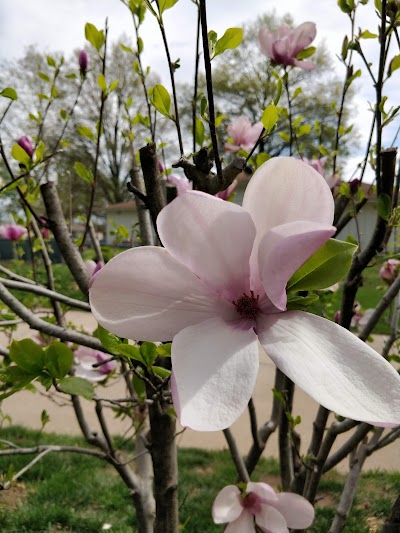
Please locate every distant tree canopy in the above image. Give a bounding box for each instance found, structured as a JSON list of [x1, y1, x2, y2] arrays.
[[0, 11, 358, 224], [179, 12, 357, 168], [0, 38, 160, 220]]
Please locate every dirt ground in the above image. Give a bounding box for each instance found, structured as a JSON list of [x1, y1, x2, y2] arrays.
[[1, 311, 399, 473]]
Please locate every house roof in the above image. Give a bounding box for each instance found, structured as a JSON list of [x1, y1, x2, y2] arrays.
[[106, 200, 137, 212]]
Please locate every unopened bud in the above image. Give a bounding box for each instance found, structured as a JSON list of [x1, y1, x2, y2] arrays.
[[79, 50, 88, 75], [17, 136, 34, 158]]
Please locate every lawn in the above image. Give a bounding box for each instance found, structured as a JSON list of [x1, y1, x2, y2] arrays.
[[0, 426, 399, 532]]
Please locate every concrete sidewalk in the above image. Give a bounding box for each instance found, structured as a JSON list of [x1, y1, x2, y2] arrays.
[[1, 311, 399, 473]]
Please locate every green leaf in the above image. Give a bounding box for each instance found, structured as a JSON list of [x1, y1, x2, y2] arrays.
[[138, 37, 144, 54], [140, 342, 158, 367], [97, 73, 107, 92], [116, 344, 144, 364], [0, 87, 17, 100], [287, 239, 357, 293], [151, 366, 171, 379], [389, 55, 400, 77], [46, 55, 56, 67], [1, 366, 37, 390], [296, 46, 316, 60], [200, 96, 208, 118], [9, 339, 45, 374], [360, 30, 378, 39], [45, 342, 74, 378], [208, 30, 218, 59], [77, 125, 95, 140], [38, 72, 51, 83], [339, 182, 351, 198], [38, 93, 49, 100], [120, 43, 134, 53], [256, 153, 270, 168], [51, 85, 58, 99], [157, 343, 172, 357], [213, 28, 243, 59], [74, 161, 94, 185], [132, 371, 146, 400], [286, 294, 319, 311], [85, 22, 105, 51], [35, 140, 46, 162], [261, 104, 279, 133], [158, 0, 179, 15], [94, 325, 121, 353], [59, 377, 94, 400], [195, 117, 205, 146], [377, 193, 392, 221], [149, 84, 171, 118], [109, 79, 119, 92], [11, 144, 31, 167]]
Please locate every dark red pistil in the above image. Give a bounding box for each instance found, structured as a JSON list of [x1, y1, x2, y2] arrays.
[[233, 291, 261, 319]]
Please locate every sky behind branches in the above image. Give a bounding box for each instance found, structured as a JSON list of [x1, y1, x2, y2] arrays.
[[0, 0, 398, 182]]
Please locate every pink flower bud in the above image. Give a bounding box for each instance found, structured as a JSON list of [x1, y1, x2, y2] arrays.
[[380, 258, 400, 285], [258, 22, 317, 71], [349, 178, 360, 195], [79, 50, 88, 75], [224, 116, 263, 154], [17, 136, 34, 158], [334, 310, 341, 323], [0, 224, 27, 241]]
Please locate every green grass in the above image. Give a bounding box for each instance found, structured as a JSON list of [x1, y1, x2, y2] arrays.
[[0, 426, 399, 532]]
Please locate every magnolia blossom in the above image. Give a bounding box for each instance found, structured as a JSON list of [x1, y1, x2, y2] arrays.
[[380, 258, 400, 285], [74, 346, 116, 382], [167, 174, 237, 200], [17, 136, 34, 158], [212, 482, 314, 533], [301, 157, 339, 189], [0, 224, 27, 241], [258, 22, 317, 71], [90, 157, 400, 431], [85, 260, 104, 281], [79, 50, 88, 75], [224, 116, 263, 153]]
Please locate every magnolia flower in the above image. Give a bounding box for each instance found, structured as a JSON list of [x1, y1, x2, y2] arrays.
[[224, 116, 263, 153], [79, 50, 88, 75], [215, 180, 237, 200], [258, 22, 317, 71], [17, 136, 34, 158], [167, 174, 237, 201], [74, 346, 116, 382], [301, 157, 339, 189], [85, 260, 104, 281], [167, 175, 193, 195], [380, 258, 400, 285], [0, 224, 27, 241], [90, 157, 400, 431], [212, 482, 314, 533]]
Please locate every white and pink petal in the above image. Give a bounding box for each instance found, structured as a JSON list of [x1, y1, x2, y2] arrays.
[[212, 485, 243, 524], [257, 311, 400, 427], [171, 317, 259, 431], [90, 247, 227, 342], [272, 492, 315, 529], [158, 191, 256, 301], [257, 221, 335, 310]]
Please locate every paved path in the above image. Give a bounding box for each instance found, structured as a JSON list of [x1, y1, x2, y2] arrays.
[[1, 311, 399, 473]]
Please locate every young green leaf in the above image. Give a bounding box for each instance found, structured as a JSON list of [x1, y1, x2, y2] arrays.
[[377, 193, 392, 221], [11, 144, 31, 167], [195, 117, 205, 146], [9, 339, 45, 374], [116, 344, 144, 364], [0, 87, 17, 100], [59, 376, 94, 400], [97, 73, 107, 92], [140, 342, 158, 367], [45, 342, 74, 379], [77, 125, 95, 141], [213, 28, 243, 59], [74, 162, 94, 185], [261, 104, 279, 133], [85, 22, 105, 51], [94, 325, 121, 353], [149, 84, 171, 118], [158, 0, 179, 15], [287, 239, 357, 293]]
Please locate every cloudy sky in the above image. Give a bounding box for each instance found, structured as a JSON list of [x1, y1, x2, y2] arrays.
[[0, 0, 398, 181]]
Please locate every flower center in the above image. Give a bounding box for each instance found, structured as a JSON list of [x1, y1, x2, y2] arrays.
[[232, 291, 261, 320], [242, 492, 263, 515]]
